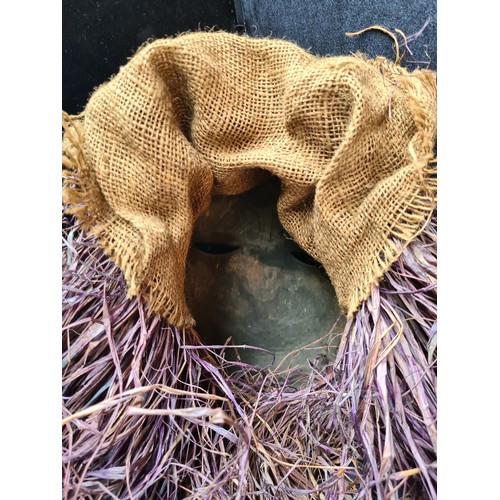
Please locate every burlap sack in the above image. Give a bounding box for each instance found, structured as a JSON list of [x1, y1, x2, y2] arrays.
[[62, 31, 436, 327]]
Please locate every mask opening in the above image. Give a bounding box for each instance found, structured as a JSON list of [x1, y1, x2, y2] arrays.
[[185, 177, 345, 369]]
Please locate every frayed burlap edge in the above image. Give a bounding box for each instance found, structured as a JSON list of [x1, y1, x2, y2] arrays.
[[62, 43, 436, 326], [339, 57, 437, 317], [62, 113, 196, 327]]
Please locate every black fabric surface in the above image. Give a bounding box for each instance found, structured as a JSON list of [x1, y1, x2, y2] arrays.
[[63, 0, 237, 115], [63, 1, 435, 115], [235, 0, 436, 69]]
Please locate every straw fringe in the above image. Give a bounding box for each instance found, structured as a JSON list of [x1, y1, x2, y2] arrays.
[[335, 217, 437, 499], [63, 212, 436, 498]]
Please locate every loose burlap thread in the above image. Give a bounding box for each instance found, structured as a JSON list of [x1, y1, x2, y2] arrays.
[[62, 31, 436, 327]]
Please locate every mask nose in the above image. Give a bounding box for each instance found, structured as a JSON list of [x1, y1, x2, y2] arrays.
[[185, 178, 345, 368]]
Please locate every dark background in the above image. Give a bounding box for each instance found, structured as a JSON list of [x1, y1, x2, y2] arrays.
[[63, 0, 436, 114], [62, 0, 238, 114], [236, 0, 436, 69]]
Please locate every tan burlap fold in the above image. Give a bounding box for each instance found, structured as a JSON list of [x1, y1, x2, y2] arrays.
[[62, 31, 436, 327]]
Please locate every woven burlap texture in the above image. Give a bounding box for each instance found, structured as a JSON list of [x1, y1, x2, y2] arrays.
[[62, 31, 436, 327]]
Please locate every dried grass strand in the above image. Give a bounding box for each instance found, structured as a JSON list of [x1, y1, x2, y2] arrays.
[[62, 212, 436, 498]]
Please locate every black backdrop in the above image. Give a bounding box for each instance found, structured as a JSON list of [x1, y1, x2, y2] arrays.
[[62, 0, 237, 114], [63, 1, 436, 114]]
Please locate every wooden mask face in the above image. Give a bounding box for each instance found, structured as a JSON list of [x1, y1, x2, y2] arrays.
[[185, 178, 344, 368]]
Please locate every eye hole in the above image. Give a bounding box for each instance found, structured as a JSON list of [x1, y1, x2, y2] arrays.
[[290, 250, 323, 268], [193, 243, 239, 255]]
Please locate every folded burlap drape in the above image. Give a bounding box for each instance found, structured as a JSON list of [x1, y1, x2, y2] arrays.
[[62, 31, 436, 327]]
